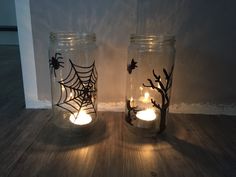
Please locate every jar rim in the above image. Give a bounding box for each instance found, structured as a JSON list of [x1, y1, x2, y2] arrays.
[[130, 34, 175, 43], [50, 32, 96, 42]]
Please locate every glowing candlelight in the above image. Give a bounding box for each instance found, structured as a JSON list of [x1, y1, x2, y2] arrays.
[[60, 79, 65, 92], [130, 97, 135, 107], [139, 86, 143, 95], [61, 85, 65, 92], [69, 110, 92, 125], [70, 92, 73, 99], [142, 92, 150, 103], [136, 109, 157, 121]]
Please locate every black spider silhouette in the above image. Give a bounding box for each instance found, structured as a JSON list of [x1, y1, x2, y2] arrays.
[[82, 85, 93, 103], [127, 58, 138, 74], [49, 52, 64, 77]]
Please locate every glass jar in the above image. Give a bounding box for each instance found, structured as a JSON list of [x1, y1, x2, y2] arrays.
[[125, 34, 176, 136], [49, 32, 98, 134]]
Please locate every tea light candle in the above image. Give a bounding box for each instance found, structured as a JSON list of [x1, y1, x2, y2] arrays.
[[69, 111, 92, 125], [135, 109, 157, 128], [136, 109, 156, 121]]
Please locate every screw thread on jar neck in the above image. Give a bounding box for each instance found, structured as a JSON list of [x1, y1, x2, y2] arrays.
[[130, 34, 175, 45], [50, 32, 96, 45]]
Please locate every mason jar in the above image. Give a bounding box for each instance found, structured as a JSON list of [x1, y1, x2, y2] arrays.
[[49, 32, 98, 133], [125, 34, 176, 136]]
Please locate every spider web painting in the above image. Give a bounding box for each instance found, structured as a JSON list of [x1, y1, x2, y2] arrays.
[[56, 59, 97, 119]]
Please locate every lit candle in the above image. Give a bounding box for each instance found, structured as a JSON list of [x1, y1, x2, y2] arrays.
[[136, 109, 156, 121], [69, 110, 92, 125], [135, 109, 157, 128]]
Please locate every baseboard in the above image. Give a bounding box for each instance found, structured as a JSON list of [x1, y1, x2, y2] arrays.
[[26, 99, 51, 109], [169, 103, 236, 116], [98, 102, 236, 115], [26, 100, 236, 116]]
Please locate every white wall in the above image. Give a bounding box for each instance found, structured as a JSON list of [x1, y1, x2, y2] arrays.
[[15, 0, 236, 115]]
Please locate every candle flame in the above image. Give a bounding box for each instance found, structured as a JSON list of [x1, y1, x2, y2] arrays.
[[139, 92, 150, 103], [144, 92, 149, 99], [130, 97, 135, 107]]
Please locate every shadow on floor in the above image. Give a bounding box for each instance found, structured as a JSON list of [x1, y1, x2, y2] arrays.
[[36, 118, 109, 151]]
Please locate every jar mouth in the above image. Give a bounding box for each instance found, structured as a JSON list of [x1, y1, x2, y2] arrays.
[[130, 34, 175, 45], [50, 32, 96, 43]]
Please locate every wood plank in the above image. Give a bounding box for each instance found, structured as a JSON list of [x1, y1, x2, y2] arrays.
[[159, 115, 224, 177], [173, 114, 236, 176], [0, 110, 51, 177], [5, 112, 236, 177], [7, 112, 120, 177]]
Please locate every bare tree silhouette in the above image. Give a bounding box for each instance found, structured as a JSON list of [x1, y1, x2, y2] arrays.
[[143, 66, 174, 133]]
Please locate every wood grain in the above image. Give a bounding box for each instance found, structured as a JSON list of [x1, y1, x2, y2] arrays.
[[1, 112, 235, 177]]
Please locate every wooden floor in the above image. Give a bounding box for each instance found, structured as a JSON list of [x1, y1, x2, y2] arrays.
[[0, 46, 236, 177]]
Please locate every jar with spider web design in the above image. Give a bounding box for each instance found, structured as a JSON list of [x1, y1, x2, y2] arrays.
[[125, 34, 176, 137], [49, 32, 98, 134]]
